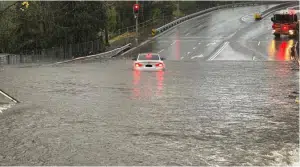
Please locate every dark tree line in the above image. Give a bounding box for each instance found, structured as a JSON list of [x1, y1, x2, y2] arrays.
[[0, 1, 236, 54]]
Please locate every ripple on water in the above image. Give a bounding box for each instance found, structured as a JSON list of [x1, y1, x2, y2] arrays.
[[0, 103, 14, 113]]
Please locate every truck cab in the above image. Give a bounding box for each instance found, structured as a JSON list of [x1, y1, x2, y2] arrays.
[[271, 10, 299, 38]]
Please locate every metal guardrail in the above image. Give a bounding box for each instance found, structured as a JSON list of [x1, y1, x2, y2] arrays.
[[152, 2, 291, 36], [260, 1, 298, 17], [152, 2, 258, 36], [52, 43, 132, 65], [0, 43, 132, 65]]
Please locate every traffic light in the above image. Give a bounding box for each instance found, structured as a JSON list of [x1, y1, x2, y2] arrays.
[[133, 4, 140, 15]]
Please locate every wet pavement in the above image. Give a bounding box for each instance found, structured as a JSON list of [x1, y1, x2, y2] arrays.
[[122, 4, 297, 62], [0, 4, 299, 166]]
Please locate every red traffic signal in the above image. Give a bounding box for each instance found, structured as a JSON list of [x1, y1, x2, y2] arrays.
[[133, 4, 140, 14]]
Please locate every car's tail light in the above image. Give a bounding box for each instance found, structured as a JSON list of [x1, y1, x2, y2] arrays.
[[135, 63, 143, 67], [155, 63, 163, 67]]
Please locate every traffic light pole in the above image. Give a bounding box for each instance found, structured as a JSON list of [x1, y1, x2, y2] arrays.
[[135, 0, 139, 45]]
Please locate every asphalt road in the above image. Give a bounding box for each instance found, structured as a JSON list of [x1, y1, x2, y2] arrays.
[[124, 4, 298, 61], [0, 4, 299, 166]]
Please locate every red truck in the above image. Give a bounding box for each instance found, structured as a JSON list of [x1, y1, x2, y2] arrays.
[[271, 9, 299, 38]]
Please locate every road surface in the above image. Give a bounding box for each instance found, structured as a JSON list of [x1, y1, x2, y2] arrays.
[[0, 4, 299, 166]]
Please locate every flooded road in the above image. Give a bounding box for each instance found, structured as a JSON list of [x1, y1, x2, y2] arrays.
[[0, 60, 298, 165], [0, 3, 299, 166]]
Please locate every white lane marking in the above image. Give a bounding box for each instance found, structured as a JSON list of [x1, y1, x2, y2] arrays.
[[208, 41, 229, 61], [191, 54, 203, 59], [241, 14, 252, 22], [171, 41, 176, 45], [185, 33, 190, 36], [193, 47, 197, 50], [198, 25, 204, 28], [158, 37, 225, 40], [241, 15, 248, 22], [258, 41, 260, 46], [157, 41, 170, 43], [206, 42, 216, 46], [158, 49, 164, 53], [140, 39, 151, 46], [227, 31, 238, 38], [0, 89, 19, 103], [120, 46, 137, 56], [181, 57, 184, 60], [175, 39, 198, 42], [187, 52, 191, 55]]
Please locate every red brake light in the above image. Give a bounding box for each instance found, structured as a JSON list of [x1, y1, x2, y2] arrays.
[[155, 63, 163, 67], [135, 63, 143, 67], [282, 25, 288, 31]]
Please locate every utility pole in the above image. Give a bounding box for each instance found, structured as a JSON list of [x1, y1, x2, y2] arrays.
[[136, 0, 138, 42], [177, 1, 180, 17], [134, 0, 139, 45]]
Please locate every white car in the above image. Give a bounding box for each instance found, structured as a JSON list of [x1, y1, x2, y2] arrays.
[[132, 53, 165, 71]]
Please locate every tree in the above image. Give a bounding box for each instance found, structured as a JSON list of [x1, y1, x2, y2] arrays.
[[0, 1, 108, 53], [0, 1, 224, 54]]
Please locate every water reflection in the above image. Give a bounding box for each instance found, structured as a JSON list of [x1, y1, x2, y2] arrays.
[[156, 71, 164, 96], [267, 39, 295, 82], [268, 40, 276, 60], [131, 70, 165, 99], [132, 70, 141, 98], [175, 30, 181, 60], [268, 39, 294, 61]]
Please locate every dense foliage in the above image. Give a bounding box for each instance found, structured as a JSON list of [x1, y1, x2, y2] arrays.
[[0, 1, 233, 53]]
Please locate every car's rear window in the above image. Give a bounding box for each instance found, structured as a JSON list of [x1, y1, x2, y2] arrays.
[[273, 14, 297, 23], [138, 54, 160, 60]]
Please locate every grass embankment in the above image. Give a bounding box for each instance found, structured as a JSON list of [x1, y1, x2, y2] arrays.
[[109, 32, 137, 44]]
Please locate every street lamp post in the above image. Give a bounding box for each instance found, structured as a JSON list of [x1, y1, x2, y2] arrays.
[[134, 0, 139, 45], [133, 1, 141, 45]]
